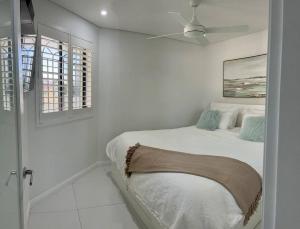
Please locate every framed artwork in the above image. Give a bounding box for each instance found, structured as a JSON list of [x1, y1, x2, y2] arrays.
[[223, 54, 267, 98]]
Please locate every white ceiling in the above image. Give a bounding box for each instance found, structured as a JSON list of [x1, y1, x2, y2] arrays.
[[49, 0, 269, 44]]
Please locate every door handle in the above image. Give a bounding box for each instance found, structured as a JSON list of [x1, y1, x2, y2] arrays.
[[5, 170, 17, 186], [23, 167, 33, 186]]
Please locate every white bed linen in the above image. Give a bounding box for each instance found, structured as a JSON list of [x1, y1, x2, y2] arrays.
[[106, 126, 264, 229]]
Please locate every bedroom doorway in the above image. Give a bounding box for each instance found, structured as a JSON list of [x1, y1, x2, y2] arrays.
[[0, 0, 285, 228]]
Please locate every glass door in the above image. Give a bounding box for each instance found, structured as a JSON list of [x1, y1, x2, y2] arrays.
[[0, 0, 24, 228]]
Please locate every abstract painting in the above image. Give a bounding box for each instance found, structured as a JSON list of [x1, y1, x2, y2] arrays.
[[223, 54, 267, 98]]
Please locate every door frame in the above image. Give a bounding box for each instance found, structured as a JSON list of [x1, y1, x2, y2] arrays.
[[11, 0, 25, 228], [263, 0, 283, 228]]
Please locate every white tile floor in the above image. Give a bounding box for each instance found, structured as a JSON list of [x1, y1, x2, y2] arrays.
[[28, 164, 262, 229], [28, 165, 140, 229]]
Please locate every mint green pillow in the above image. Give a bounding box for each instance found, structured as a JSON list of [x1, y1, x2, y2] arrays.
[[240, 116, 265, 142], [196, 110, 221, 131]]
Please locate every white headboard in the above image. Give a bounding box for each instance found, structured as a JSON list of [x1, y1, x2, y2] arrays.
[[210, 102, 265, 127]]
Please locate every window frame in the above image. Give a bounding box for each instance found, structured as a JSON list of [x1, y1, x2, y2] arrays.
[[36, 24, 95, 126]]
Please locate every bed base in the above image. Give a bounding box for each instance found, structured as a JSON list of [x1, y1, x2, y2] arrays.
[[110, 163, 262, 229]]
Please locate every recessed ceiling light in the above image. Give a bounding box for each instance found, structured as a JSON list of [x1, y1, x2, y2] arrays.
[[101, 10, 107, 16]]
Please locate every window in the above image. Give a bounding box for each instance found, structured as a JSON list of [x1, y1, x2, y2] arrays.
[[72, 46, 92, 110], [0, 37, 14, 111], [37, 25, 93, 125], [0, 35, 37, 112], [40, 35, 69, 114], [22, 35, 36, 92]]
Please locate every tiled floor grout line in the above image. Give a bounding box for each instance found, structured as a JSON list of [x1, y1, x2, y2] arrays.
[[72, 183, 84, 229], [30, 209, 78, 214], [76, 202, 125, 211], [29, 166, 138, 229]]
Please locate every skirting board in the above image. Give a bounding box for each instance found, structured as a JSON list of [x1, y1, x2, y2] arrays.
[[25, 204, 31, 229], [26, 161, 110, 226]]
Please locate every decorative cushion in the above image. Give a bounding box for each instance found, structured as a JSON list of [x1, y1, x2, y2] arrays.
[[196, 110, 221, 131], [240, 116, 265, 142]]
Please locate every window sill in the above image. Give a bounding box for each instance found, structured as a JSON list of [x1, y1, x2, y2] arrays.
[[36, 109, 95, 128]]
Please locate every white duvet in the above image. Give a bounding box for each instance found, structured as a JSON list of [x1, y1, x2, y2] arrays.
[[106, 126, 264, 229]]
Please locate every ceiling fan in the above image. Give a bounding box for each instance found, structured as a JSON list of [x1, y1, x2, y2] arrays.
[[147, 0, 249, 45]]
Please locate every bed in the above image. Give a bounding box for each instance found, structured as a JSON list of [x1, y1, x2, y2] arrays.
[[106, 103, 265, 229]]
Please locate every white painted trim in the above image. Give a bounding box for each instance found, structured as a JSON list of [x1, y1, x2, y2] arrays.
[[12, 1, 26, 229], [262, 0, 283, 228], [24, 203, 31, 229], [29, 161, 110, 207]]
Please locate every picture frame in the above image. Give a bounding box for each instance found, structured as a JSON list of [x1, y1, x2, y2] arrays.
[[223, 54, 267, 98]]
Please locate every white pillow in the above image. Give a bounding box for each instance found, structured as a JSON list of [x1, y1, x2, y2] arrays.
[[218, 109, 239, 129]]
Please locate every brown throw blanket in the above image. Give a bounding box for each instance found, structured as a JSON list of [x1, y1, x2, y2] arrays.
[[125, 143, 262, 225]]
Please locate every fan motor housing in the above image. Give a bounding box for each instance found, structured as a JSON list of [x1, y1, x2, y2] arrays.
[[184, 25, 205, 38]]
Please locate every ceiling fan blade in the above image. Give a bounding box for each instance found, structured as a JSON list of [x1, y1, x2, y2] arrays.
[[195, 36, 209, 46], [146, 32, 184, 40], [206, 25, 249, 33], [168, 12, 189, 26]]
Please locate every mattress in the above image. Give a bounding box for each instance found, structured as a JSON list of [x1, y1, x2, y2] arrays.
[[106, 126, 264, 229]]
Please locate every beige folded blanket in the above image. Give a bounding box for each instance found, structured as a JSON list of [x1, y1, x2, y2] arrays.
[[125, 143, 262, 225]]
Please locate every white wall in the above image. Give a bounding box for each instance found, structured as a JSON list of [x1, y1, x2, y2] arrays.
[[26, 0, 99, 198], [203, 30, 268, 105], [97, 29, 208, 159]]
